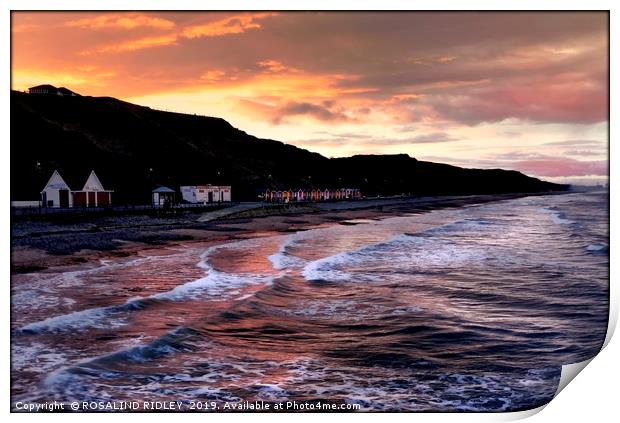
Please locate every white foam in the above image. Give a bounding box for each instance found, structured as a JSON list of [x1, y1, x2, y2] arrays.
[[302, 252, 355, 281], [158, 239, 280, 300], [267, 235, 307, 270], [254, 384, 289, 400], [301, 233, 480, 282], [541, 208, 575, 225], [586, 243, 608, 252], [391, 306, 423, 315], [11, 342, 67, 373], [19, 303, 127, 333], [152, 268, 275, 301]]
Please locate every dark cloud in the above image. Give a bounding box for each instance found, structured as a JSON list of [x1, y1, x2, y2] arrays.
[[408, 132, 460, 144], [396, 125, 418, 133], [563, 150, 606, 157], [289, 131, 460, 151], [422, 77, 607, 125], [313, 131, 373, 139], [544, 139, 606, 147], [275, 101, 351, 123], [493, 151, 551, 160]]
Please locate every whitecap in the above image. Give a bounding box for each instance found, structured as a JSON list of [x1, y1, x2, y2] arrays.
[[267, 235, 307, 270], [586, 243, 608, 253], [541, 208, 575, 225]]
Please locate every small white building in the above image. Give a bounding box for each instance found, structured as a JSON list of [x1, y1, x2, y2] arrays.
[[152, 186, 176, 207], [41, 170, 72, 208], [180, 185, 231, 203], [28, 84, 79, 96]]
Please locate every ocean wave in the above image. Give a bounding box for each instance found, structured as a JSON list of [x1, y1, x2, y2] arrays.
[[302, 233, 480, 282], [586, 243, 609, 254], [267, 235, 307, 270], [17, 297, 152, 334], [94, 327, 202, 364], [541, 208, 575, 225], [302, 251, 357, 282], [18, 241, 280, 334], [39, 326, 205, 402], [11, 255, 157, 314]]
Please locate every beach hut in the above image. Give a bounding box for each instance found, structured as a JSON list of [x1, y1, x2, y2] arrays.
[[209, 185, 232, 203], [72, 170, 113, 207], [152, 186, 175, 207], [181, 185, 232, 203], [283, 189, 293, 203], [40, 170, 72, 208]]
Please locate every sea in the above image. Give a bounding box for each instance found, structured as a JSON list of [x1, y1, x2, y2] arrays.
[[11, 191, 609, 412]]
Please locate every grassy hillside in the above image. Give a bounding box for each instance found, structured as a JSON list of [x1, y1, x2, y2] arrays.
[[11, 91, 566, 203]]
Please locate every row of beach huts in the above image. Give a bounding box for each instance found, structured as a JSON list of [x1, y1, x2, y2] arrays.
[[263, 188, 362, 203], [12, 170, 362, 209]]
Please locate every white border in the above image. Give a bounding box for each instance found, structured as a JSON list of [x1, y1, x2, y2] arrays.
[[3, 2, 617, 422]]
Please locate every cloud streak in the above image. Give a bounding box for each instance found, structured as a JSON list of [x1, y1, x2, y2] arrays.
[[181, 13, 277, 39], [66, 13, 176, 30]]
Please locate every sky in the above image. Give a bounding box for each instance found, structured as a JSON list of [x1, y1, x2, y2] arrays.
[[11, 11, 609, 184]]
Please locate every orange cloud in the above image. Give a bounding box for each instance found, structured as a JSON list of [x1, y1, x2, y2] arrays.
[[12, 23, 39, 33], [258, 60, 289, 73], [200, 70, 227, 82], [84, 13, 279, 55], [84, 33, 179, 55], [181, 13, 278, 39], [66, 13, 175, 30]]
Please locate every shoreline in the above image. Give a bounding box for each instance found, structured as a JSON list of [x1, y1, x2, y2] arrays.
[[11, 191, 571, 274]]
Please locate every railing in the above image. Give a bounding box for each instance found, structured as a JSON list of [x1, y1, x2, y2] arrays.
[[10, 202, 238, 217]]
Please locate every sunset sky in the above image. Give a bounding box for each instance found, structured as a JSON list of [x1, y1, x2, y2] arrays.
[[11, 11, 609, 184]]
